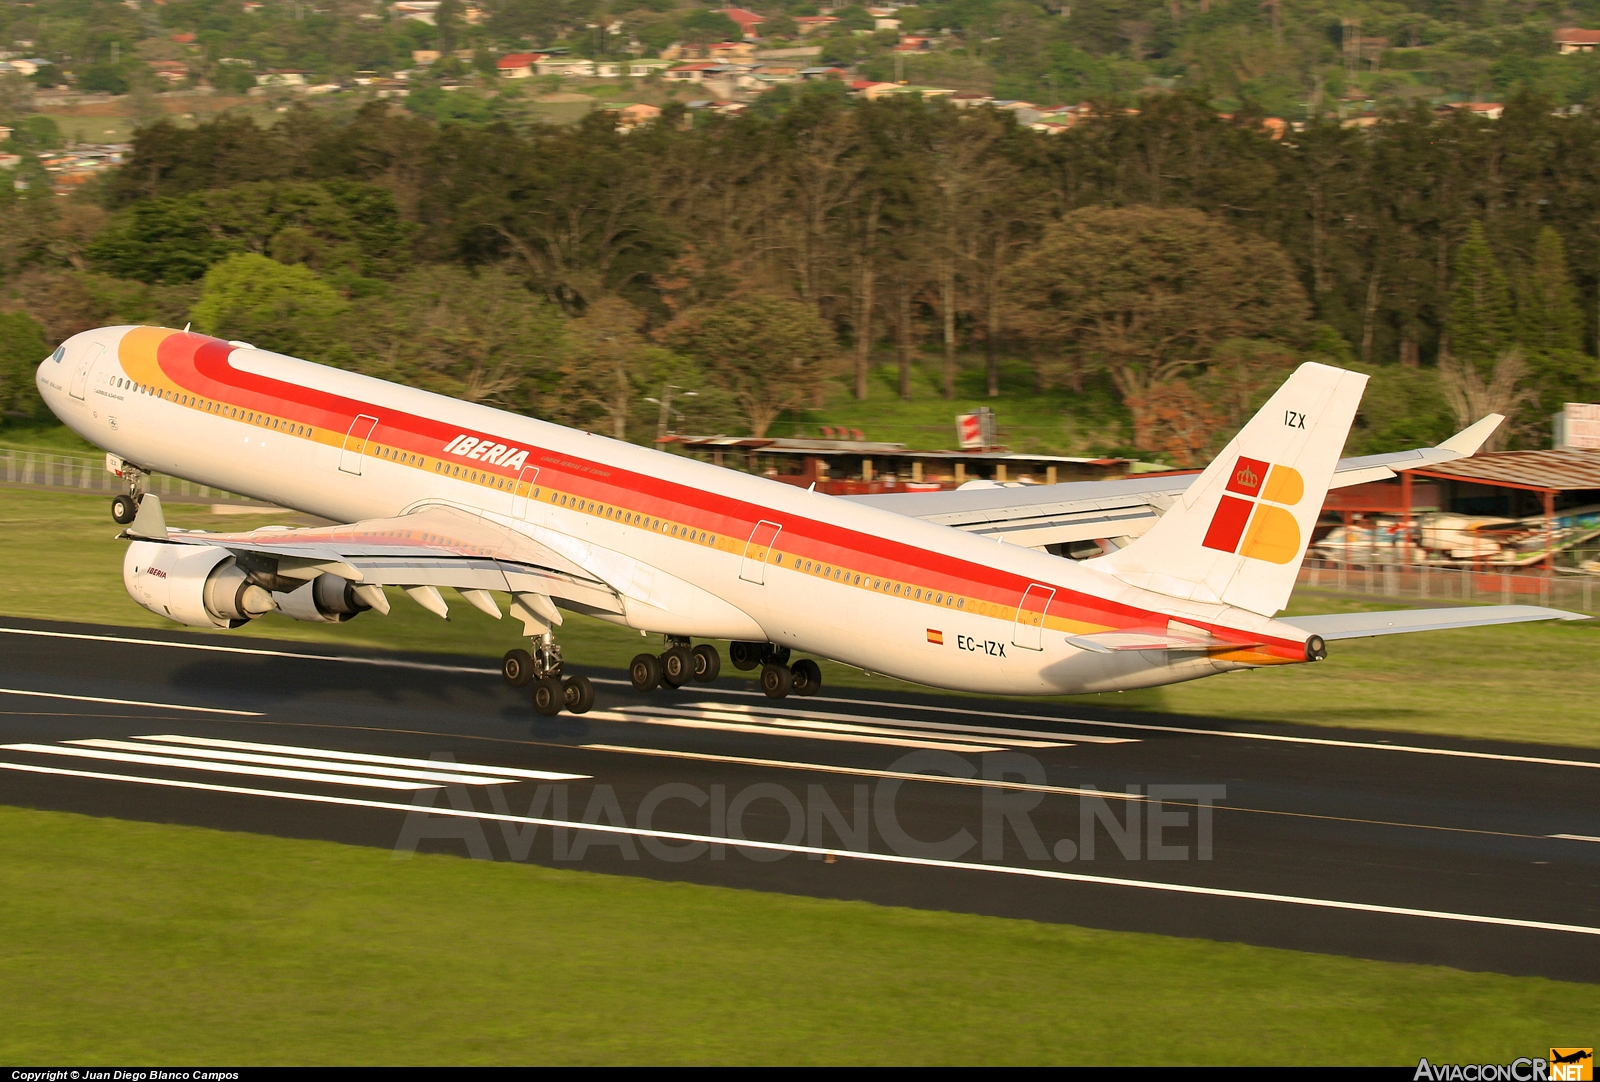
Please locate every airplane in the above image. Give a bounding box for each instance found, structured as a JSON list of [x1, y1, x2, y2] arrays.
[[34, 325, 1585, 716]]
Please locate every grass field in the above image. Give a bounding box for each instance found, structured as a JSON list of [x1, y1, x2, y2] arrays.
[[1, 484, 1594, 748], [0, 805, 1593, 1066]]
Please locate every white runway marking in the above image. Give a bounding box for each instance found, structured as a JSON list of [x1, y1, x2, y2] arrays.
[[580, 709, 998, 753], [1, 742, 432, 790], [680, 700, 1126, 744], [9, 625, 1598, 769], [0, 757, 1594, 939], [132, 735, 587, 781], [579, 744, 1143, 799], [1550, 833, 1600, 843], [620, 705, 1069, 749], [0, 687, 261, 716], [68, 739, 529, 787]]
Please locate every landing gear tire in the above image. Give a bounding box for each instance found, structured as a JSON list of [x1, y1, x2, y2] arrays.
[[111, 494, 138, 525], [630, 652, 663, 693], [729, 641, 762, 671], [533, 677, 564, 717], [791, 658, 822, 697], [661, 645, 693, 687], [691, 644, 721, 683], [562, 675, 595, 714], [761, 662, 793, 699], [502, 648, 535, 688]]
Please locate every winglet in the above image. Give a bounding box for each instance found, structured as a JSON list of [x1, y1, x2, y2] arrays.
[[1437, 414, 1503, 458], [124, 494, 169, 541]]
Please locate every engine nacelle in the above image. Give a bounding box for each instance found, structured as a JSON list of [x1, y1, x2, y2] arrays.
[[124, 541, 275, 629], [273, 573, 371, 623]]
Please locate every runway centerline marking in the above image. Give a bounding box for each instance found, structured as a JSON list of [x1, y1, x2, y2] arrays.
[[0, 687, 260, 716], [1, 758, 1595, 939], [132, 735, 588, 781], [0, 743, 433, 790]]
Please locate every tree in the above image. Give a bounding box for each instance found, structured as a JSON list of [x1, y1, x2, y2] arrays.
[[1518, 227, 1584, 355], [0, 311, 49, 419], [1439, 348, 1536, 451], [343, 265, 563, 407], [681, 9, 741, 43], [1004, 206, 1310, 449], [1445, 222, 1515, 371], [189, 254, 350, 359], [555, 296, 651, 440], [664, 294, 833, 437]]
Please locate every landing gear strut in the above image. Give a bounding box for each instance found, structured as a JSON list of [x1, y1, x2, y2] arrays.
[[111, 464, 149, 525], [503, 633, 593, 716], [732, 641, 820, 700]]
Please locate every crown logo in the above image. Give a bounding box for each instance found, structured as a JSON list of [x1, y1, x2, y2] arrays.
[[1235, 465, 1259, 488]]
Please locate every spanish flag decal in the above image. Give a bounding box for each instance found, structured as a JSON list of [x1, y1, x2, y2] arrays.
[[1201, 457, 1305, 565], [927, 629, 944, 645]]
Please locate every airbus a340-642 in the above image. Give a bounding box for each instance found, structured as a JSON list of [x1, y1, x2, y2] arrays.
[[35, 325, 1583, 715]]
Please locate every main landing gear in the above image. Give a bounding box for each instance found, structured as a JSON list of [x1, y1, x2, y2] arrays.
[[502, 633, 594, 717], [629, 637, 721, 693], [730, 641, 821, 700]]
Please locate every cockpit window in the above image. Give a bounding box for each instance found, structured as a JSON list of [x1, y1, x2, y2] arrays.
[[51, 347, 65, 363]]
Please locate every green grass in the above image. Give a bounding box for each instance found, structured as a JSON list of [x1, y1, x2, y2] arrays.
[[0, 805, 1592, 1065], [1, 485, 1596, 747]]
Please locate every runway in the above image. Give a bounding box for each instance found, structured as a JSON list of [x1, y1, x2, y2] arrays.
[[1, 615, 1596, 982]]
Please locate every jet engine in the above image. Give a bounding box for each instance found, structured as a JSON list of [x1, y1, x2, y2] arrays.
[[124, 540, 275, 629], [273, 574, 372, 623]]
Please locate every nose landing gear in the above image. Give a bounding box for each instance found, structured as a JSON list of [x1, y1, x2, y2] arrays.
[[503, 633, 593, 716], [110, 463, 150, 525]]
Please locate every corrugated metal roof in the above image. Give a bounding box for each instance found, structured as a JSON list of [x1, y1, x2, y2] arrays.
[[1415, 449, 1600, 490]]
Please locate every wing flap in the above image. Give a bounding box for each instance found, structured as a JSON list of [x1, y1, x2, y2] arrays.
[[1280, 604, 1586, 641]]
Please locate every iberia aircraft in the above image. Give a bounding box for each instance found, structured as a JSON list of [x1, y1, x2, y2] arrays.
[[35, 325, 1583, 716]]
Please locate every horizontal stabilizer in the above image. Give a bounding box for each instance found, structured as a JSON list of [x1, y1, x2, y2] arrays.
[[1280, 605, 1587, 641]]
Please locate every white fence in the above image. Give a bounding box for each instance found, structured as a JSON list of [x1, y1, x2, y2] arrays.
[[0, 446, 252, 504], [1298, 561, 1600, 614]]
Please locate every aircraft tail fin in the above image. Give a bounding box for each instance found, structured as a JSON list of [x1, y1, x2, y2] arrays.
[[1092, 362, 1368, 616]]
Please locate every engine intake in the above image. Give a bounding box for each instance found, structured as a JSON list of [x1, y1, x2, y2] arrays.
[[124, 541, 273, 629]]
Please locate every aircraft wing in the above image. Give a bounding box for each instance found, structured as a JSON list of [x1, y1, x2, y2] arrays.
[[841, 415, 1505, 553], [1279, 604, 1587, 641], [126, 496, 624, 623]]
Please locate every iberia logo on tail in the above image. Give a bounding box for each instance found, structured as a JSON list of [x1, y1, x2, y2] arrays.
[[1200, 456, 1305, 564]]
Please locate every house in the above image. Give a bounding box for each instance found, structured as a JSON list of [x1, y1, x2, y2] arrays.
[[594, 62, 624, 78], [411, 50, 440, 66], [255, 70, 309, 88], [716, 8, 766, 40], [0, 126, 14, 142], [795, 16, 838, 34], [0, 153, 21, 170], [628, 59, 672, 77], [893, 36, 932, 51], [1555, 28, 1600, 54], [535, 57, 596, 77], [390, 1, 440, 24], [150, 60, 189, 85], [992, 99, 1042, 125], [495, 52, 545, 78], [708, 41, 757, 61], [753, 62, 803, 78], [852, 81, 901, 100], [613, 102, 661, 129], [170, 32, 196, 44], [666, 62, 734, 83], [950, 91, 993, 108], [799, 66, 847, 80], [5, 58, 51, 77], [1449, 101, 1504, 120]]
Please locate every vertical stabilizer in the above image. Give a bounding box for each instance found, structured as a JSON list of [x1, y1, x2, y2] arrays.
[[1092, 362, 1368, 616]]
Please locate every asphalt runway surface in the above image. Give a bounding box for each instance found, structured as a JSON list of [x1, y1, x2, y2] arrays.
[[1, 615, 1597, 983]]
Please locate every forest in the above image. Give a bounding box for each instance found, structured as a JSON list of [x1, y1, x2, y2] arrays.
[[3, 88, 1600, 463]]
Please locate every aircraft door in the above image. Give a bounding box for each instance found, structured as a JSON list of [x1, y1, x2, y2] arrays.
[[740, 520, 783, 584], [511, 465, 541, 518], [68, 344, 104, 401], [339, 414, 378, 475], [1012, 583, 1056, 651]]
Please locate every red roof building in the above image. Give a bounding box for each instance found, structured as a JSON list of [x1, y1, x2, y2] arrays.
[[495, 52, 547, 77], [717, 7, 767, 39], [1556, 28, 1600, 53]]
